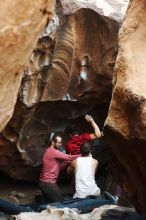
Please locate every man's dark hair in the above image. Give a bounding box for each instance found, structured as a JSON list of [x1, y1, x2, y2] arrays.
[[80, 142, 91, 156], [66, 127, 79, 136]]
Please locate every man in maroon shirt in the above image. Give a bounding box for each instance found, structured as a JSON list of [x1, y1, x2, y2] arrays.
[[39, 134, 79, 202], [65, 115, 102, 155]]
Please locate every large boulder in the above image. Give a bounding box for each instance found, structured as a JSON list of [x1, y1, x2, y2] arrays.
[[105, 0, 146, 215], [0, 0, 55, 131]]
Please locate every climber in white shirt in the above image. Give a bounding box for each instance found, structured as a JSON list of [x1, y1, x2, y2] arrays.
[[67, 142, 101, 198]]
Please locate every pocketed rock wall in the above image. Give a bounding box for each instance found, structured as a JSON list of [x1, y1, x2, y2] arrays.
[[104, 0, 146, 215]]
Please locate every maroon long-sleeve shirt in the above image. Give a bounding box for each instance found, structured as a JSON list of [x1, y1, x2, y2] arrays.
[[40, 147, 79, 183]]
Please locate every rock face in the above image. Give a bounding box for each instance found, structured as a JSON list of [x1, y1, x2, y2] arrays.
[[0, 0, 55, 132], [0, 5, 119, 181], [104, 0, 146, 215], [20, 8, 119, 105], [67, 9, 119, 103]]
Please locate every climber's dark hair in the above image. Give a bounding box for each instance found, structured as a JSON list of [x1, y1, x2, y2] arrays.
[[66, 127, 79, 136], [80, 142, 91, 156]]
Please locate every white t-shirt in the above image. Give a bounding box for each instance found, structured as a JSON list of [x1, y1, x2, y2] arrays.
[[73, 157, 100, 198]]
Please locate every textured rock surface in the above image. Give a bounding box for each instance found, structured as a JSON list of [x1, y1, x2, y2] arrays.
[[20, 8, 119, 105], [0, 5, 119, 180], [67, 9, 118, 103], [61, 0, 129, 22], [0, 0, 55, 132], [0, 101, 109, 180], [104, 0, 146, 215], [13, 205, 144, 220]]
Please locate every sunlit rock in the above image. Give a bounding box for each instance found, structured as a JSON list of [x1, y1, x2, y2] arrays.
[[13, 205, 144, 220], [104, 0, 146, 215], [61, 0, 129, 22], [0, 0, 55, 131]]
